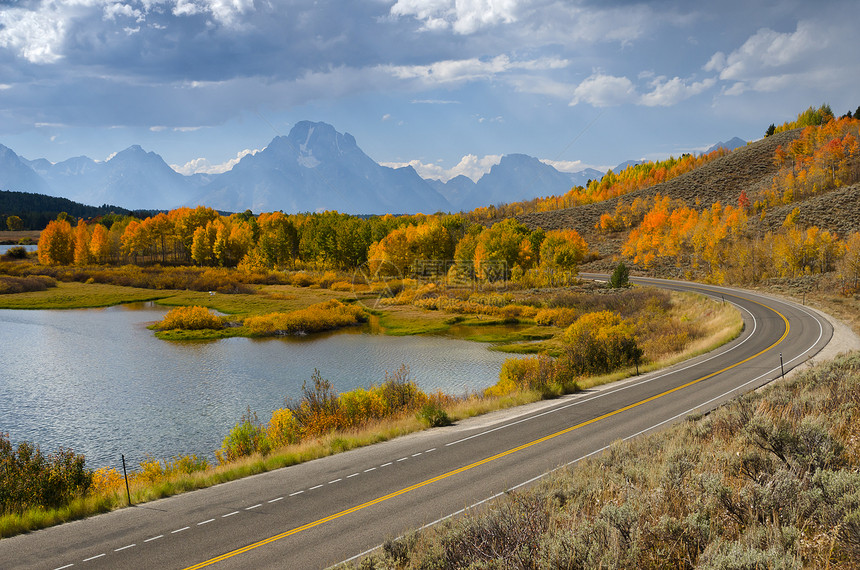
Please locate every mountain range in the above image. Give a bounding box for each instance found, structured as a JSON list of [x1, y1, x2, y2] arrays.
[[0, 121, 743, 215]]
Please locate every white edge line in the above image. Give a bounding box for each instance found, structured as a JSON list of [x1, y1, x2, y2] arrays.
[[330, 290, 830, 570]]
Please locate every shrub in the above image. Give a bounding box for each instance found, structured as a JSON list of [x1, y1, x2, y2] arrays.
[[487, 355, 576, 398], [2, 246, 29, 260], [288, 370, 344, 437], [289, 272, 314, 287], [608, 260, 630, 288], [155, 305, 223, 330], [0, 433, 92, 514], [244, 299, 367, 336], [90, 466, 123, 496], [534, 307, 579, 327], [0, 274, 57, 294], [562, 311, 643, 375], [217, 408, 271, 463], [267, 408, 300, 448], [417, 403, 451, 427], [379, 365, 428, 414]]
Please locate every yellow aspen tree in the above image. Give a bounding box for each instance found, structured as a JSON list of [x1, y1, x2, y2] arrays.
[[37, 219, 74, 265], [89, 223, 111, 264], [73, 219, 91, 265]]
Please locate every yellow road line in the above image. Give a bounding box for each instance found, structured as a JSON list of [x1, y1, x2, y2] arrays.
[[184, 296, 789, 570]]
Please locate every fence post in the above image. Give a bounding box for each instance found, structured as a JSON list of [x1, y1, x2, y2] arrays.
[[122, 454, 132, 506]]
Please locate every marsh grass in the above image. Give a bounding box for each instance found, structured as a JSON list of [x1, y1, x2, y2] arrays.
[[0, 281, 171, 309]]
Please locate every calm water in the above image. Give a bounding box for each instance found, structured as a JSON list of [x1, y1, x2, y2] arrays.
[[0, 304, 521, 470], [0, 244, 38, 254]]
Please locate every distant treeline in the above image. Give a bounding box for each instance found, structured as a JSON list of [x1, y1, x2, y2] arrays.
[[0, 190, 156, 230]]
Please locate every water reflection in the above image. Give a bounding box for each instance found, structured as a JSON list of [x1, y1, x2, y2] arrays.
[[0, 304, 522, 470]]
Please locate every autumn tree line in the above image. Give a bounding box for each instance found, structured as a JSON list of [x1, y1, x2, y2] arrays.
[[36, 207, 592, 284]]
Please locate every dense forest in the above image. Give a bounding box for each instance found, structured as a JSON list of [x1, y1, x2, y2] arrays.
[[0, 190, 139, 231]]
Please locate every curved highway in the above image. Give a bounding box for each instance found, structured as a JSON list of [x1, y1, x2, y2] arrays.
[[0, 277, 833, 569]]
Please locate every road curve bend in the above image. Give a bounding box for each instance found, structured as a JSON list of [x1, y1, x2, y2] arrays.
[[0, 277, 833, 570]]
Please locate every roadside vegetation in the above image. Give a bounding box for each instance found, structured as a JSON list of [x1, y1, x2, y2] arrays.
[[349, 352, 860, 569]]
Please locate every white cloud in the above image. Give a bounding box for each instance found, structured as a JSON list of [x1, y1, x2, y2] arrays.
[[719, 22, 821, 82], [172, 148, 261, 175], [540, 159, 607, 173], [382, 154, 502, 182], [0, 0, 258, 65], [568, 72, 716, 108], [383, 54, 568, 86], [639, 76, 716, 107], [707, 20, 851, 99], [703, 51, 726, 73], [390, 0, 521, 34], [0, 4, 68, 63], [570, 73, 637, 107], [382, 113, 392, 121], [103, 3, 143, 22]]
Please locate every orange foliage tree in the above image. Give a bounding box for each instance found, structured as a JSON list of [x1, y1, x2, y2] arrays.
[[37, 219, 74, 265], [768, 116, 860, 207], [73, 219, 91, 265]]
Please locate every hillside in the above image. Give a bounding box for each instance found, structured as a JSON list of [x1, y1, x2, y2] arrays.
[[518, 129, 802, 238], [0, 190, 134, 230]]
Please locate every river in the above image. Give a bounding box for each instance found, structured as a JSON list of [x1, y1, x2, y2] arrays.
[[0, 303, 521, 470]]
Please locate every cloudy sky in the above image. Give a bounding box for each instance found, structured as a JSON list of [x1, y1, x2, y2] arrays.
[[1, 0, 858, 182]]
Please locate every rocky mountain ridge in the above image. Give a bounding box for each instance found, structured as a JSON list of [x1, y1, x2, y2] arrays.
[[0, 121, 744, 215]]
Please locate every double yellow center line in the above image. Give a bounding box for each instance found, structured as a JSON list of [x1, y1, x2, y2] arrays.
[[185, 294, 789, 569]]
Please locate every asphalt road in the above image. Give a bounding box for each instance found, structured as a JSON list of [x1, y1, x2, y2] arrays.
[[0, 277, 833, 569]]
